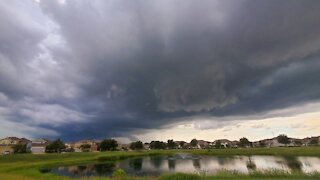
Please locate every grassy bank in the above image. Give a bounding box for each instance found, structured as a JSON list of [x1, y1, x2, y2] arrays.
[[159, 170, 320, 180], [0, 147, 320, 179], [192, 146, 320, 157]]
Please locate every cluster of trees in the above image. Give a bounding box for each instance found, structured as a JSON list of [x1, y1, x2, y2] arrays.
[[45, 139, 66, 153], [45, 138, 119, 153], [167, 140, 178, 149], [150, 141, 167, 149], [147, 139, 182, 150], [277, 134, 290, 146], [190, 139, 198, 147], [238, 137, 251, 147], [130, 141, 143, 150], [99, 139, 118, 151], [13, 144, 29, 153]]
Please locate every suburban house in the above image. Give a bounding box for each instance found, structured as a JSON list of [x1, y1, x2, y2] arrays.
[[252, 140, 266, 147], [31, 138, 50, 153], [69, 139, 99, 152], [211, 139, 235, 148], [117, 142, 130, 151], [230, 140, 239, 148], [301, 136, 320, 146], [174, 141, 188, 149], [252, 137, 302, 148], [0, 137, 31, 154], [197, 140, 211, 149], [143, 143, 150, 150]]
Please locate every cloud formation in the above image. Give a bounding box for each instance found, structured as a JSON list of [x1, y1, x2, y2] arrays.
[[1, 0, 320, 140]]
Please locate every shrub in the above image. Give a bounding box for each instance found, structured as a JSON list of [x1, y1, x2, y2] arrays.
[[112, 168, 126, 178]]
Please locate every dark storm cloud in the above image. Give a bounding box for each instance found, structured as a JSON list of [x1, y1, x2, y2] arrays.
[[1, 0, 320, 140]]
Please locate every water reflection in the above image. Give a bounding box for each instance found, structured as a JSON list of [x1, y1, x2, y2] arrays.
[[217, 157, 235, 166], [283, 156, 302, 172], [48, 155, 320, 177], [129, 158, 143, 171], [95, 162, 115, 175], [193, 159, 201, 169], [168, 159, 175, 170], [246, 157, 256, 171], [150, 156, 163, 169]]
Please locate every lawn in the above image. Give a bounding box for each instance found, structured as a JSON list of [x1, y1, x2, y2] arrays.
[[0, 147, 320, 179]]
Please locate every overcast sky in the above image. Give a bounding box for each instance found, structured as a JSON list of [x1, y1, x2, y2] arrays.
[[1, 0, 320, 142]]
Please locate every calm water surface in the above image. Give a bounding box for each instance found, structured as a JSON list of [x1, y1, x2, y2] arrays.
[[47, 154, 320, 177]]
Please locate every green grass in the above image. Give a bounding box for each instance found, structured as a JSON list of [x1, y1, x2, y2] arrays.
[[189, 146, 320, 157], [158, 170, 320, 180], [0, 147, 320, 179]]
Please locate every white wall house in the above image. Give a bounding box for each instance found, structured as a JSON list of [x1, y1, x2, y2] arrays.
[[31, 138, 50, 154]]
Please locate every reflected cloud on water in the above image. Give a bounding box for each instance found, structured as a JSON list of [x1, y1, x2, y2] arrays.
[[48, 155, 320, 177]]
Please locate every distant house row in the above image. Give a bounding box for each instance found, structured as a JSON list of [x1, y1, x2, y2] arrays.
[[0, 137, 50, 154], [1, 135, 319, 154], [62, 136, 320, 151], [251, 136, 320, 148]]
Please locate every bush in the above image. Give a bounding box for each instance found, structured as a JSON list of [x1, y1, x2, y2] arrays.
[[112, 168, 126, 178]]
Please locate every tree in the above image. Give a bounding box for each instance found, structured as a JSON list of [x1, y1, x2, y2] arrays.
[[150, 141, 167, 149], [167, 140, 177, 149], [130, 141, 143, 150], [45, 139, 66, 153], [215, 140, 222, 149], [190, 139, 198, 147], [277, 134, 290, 146], [13, 144, 28, 153], [100, 139, 118, 151], [80, 144, 91, 152], [238, 137, 251, 148]]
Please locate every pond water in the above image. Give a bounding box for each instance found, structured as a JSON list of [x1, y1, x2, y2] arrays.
[[46, 154, 320, 177]]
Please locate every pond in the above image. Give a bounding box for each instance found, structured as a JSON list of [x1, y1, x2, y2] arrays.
[[45, 154, 320, 177]]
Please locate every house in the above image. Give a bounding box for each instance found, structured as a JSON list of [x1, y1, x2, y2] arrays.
[[197, 140, 211, 149], [230, 140, 239, 148], [69, 139, 99, 152], [0, 137, 21, 145], [252, 140, 265, 147], [117, 142, 130, 151], [212, 139, 234, 148], [174, 141, 187, 149], [31, 138, 50, 154], [0, 137, 31, 154], [303, 136, 320, 146], [291, 138, 303, 146], [253, 137, 299, 148], [143, 143, 150, 150]]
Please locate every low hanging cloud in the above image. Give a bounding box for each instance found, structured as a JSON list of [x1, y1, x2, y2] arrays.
[[1, 0, 320, 140]]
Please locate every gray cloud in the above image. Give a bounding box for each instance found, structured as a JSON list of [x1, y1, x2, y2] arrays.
[[0, 0, 320, 140]]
